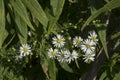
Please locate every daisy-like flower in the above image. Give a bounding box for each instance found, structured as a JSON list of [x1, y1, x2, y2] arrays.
[[66, 50, 78, 63], [19, 44, 31, 57], [81, 39, 95, 53], [88, 31, 98, 43], [73, 36, 83, 47], [48, 48, 58, 59], [57, 49, 70, 63], [83, 53, 95, 63], [52, 34, 65, 48]]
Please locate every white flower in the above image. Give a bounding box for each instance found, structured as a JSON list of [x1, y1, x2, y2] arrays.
[[73, 36, 83, 47], [57, 49, 70, 63], [66, 50, 78, 63], [19, 44, 31, 57], [52, 34, 65, 48], [83, 53, 95, 63], [81, 39, 95, 53], [48, 48, 58, 59], [88, 31, 98, 43]]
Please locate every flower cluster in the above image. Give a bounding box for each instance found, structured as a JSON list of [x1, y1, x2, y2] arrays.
[[48, 34, 78, 63], [48, 31, 98, 63], [73, 31, 98, 63]]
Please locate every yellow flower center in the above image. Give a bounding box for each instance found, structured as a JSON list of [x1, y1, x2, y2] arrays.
[[92, 37, 96, 42], [23, 48, 28, 53], [76, 39, 81, 44], [86, 44, 90, 49], [57, 39, 62, 43], [51, 51, 56, 56]]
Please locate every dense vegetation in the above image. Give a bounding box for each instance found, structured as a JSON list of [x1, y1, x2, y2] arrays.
[[0, 0, 120, 80]]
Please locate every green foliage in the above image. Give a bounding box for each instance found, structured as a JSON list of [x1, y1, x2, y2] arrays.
[[82, 0, 120, 30], [93, 20, 109, 58], [81, 0, 120, 59], [0, 0, 8, 48], [47, 0, 65, 36], [48, 60, 56, 80], [15, 14, 27, 44], [22, 0, 48, 28], [0, 0, 120, 80], [60, 63, 73, 73], [10, 0, 35, 31], [113, 72, 120, 80], [0, 64, 24, 80]]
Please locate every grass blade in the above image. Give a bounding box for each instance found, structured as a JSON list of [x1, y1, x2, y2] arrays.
[[98, 26, 109, 58]]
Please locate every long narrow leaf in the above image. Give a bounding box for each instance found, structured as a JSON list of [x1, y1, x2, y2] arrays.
[[22, 0, 48, 28], [15, 14, 27, 44], [10, 0, 35, 31], [60, 63, 73, 73], [50, 0, 58, 16], [48, 60, 56, 80], [98, 26, 109, 58], [81, 0, 120, 30], [54, 0, 65, 18], [47, 0, 65, 35], [0, 0, 8, 48]]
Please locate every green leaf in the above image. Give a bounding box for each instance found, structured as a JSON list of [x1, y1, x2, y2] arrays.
[[22, 0, 48, 28], [99, 71, 107, 80], [98, 26, 109, 58], [113, 39, 120, 50], [0, 0, 5, 31], [0, 64, 24, 80], [47, 0, 65, 35], [113, 71, 120, 80], [81, 0, 120, 30], [48, 60, 56, 80], [10, 0, 35, 31], [0, 0, 8, 48], [60, 63, 73, 73], [111, 32, 120, 40], [15, 14, 27, 44], [50, 0, 58, 16], [53, 0, 65, 18]]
